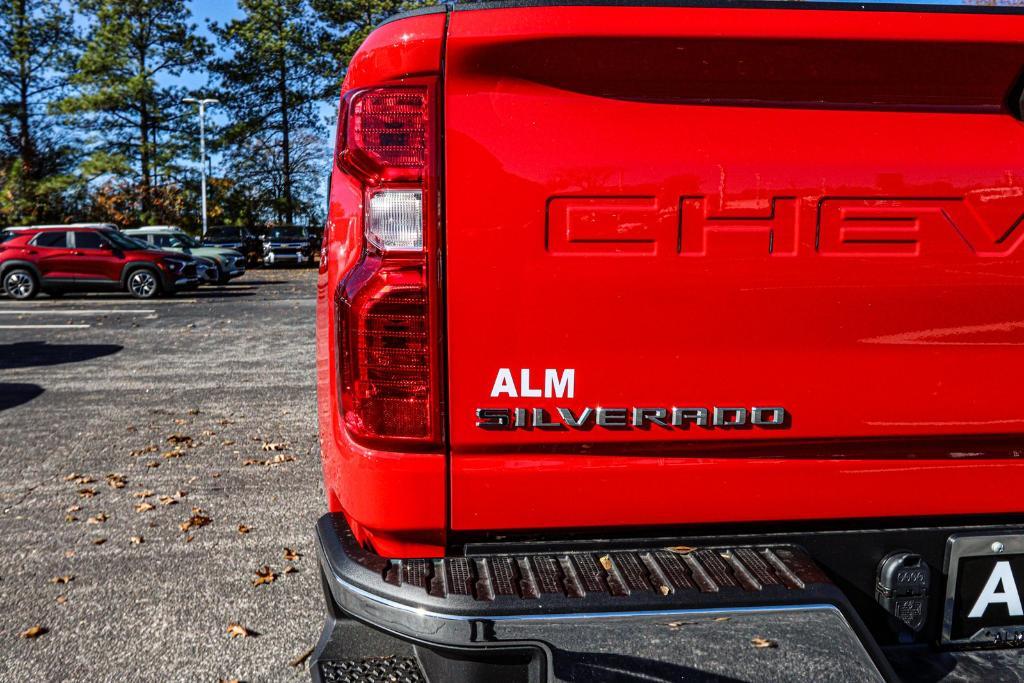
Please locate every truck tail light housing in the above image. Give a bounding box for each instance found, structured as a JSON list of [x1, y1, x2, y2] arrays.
[[335, 83, 443, 449]]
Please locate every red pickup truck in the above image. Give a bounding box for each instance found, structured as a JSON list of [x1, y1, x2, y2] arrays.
[[314, 2, 1024, 680]]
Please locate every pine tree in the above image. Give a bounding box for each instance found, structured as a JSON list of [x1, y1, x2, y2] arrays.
[[311, 0, 429, 76], [212, 0, 332, 227], [61, 0, 210, 224], [0, 0, 77, 223]]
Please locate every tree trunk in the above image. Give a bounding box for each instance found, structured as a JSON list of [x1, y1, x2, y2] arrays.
[[14, 0, 36, 178], [278, 36, 293, 226]]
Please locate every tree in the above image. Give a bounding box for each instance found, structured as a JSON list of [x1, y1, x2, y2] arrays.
[[60, 0, 210, 224], [311, 0, 430, 78], [0, 0, 78, 224], [212, 0, 332, 227]]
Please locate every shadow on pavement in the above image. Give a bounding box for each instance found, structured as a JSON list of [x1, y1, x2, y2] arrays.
[[0, 383, 44, 411], [0, 341, 123, 370]]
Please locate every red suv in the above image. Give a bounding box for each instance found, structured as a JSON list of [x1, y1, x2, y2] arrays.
[[0, 225, 200, 299]]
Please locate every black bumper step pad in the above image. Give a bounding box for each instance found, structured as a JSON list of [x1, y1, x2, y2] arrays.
[[319, 657, 424, 683], [317, 514, 836, 616]]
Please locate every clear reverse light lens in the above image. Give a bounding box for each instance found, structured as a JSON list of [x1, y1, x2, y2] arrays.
[[366, 190, 423, 251]]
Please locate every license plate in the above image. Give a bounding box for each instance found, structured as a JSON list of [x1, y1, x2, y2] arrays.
[[943, 534, 1024, 647]]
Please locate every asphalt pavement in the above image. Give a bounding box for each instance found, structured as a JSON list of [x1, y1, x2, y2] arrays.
[[0, 268, 324, 682]]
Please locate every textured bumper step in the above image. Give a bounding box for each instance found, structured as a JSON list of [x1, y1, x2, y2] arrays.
[[317, 514, 832, 615], [313, 513, 892, 682], [319, 658, 424, 683]]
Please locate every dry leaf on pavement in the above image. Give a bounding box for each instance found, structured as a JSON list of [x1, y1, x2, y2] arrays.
[[237, 525, 251, 534], [261, 441, 289, 452], [158, 495, 177, 506], [106, 474, 127, 489], [48, 575, 73, 584], [77, 488, 96, 498], [86, 513, 107, 524], [751, 636, 777, 649], [283, 547, 300, 561], [252, 566, 277, 587], [135, 502, 156, 513], [20, 625, 47, 639], [132, 490, 153, 499], [226, 622, 255, 638], [179, 509, 212, 533]]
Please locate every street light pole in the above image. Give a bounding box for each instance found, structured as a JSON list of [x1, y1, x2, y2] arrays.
[[183, 97, 219, 238]]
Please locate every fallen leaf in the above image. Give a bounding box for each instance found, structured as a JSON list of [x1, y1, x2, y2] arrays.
[[179, 509, 212, 533], [48, 575, 73, 584], [158, 495, 177, 506], [751, 636, 777, 649], [714, 617, 731, 622], [599, 555, 613, 571], [20, 625, 47, 639], [188, 409, 200, 415], [162, 449, 184, 459], [283, 566, 298, 575], [175, 490, 188, 498], [86, 513, 107, 524], [106, 474, 127, 489], [78, 488, 96, 498], [63, 473, 79, 481], [221, 439, 235, 446], [201, 429, 216, 437], [237, 525, 251, 534], [226, 622, 255, 638], [667, 546, 696, 554], [145, 461, 160, 469], [659, 585, 671, 596], [218, 419, 234, 426], [74, 476, 95, 485], [283, 547, 300, 561], [64, 550, 75, 558], [135, 502, 156, 513], [252, 566, 277, 587], [64, 515, 78, 522], [173, 418, 187, 426], [55, 595, 67, 605], [66, 505, 81, 513], [129, 444, 158, 457], [130, 536, 144, 545], [92, 538, 106, 546], [261, 441, 289, 452], [166, 434, 194, 447], [132, 490, 153, 499]]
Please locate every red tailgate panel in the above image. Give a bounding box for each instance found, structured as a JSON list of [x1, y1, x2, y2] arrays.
[[443, 6, 1024, 532]]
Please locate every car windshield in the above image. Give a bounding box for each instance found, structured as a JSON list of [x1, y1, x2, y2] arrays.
[[1, 231, 17, 243], [206, 228, 240, 240], [103, 230, 147, 250], [268, 228, 306, 241], [169, 232, 202, 248]]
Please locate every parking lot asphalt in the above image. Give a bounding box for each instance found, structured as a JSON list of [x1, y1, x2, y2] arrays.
[[0, 268, 324, 682]]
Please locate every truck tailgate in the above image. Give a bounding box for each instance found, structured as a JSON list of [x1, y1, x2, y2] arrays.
[[443, 5, 1024, 532]]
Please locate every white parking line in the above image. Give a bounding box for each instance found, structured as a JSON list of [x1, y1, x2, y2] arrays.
[[0, 309, 155, 316], [0, 324, 91, 329]]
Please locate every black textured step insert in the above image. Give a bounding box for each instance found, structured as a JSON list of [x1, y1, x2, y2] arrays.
[[320, 514, 834, 613], [381, 546, 822, 601], [319, 657, 424, 683]]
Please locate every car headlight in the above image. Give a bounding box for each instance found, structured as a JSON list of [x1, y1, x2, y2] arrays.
[[163, 258, 186, 272]]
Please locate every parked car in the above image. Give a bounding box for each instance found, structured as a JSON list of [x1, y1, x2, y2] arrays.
[[202, 225, 263, 266], [0, 225, 199, 299], [124, 226, 246, 285], [261, 226, 314, 266]]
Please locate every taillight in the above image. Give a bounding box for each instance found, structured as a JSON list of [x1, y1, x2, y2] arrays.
[[335, 83, 442, 449]]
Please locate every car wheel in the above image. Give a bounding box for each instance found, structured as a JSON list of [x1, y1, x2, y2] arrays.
[[3, 269, 39, 300], [215, 268, 229, 286], [127, 269, 160, 299]]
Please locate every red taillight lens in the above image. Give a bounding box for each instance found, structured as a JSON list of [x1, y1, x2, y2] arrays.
[[339, 87, 428, 184], [335, 82, 442, 449]]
